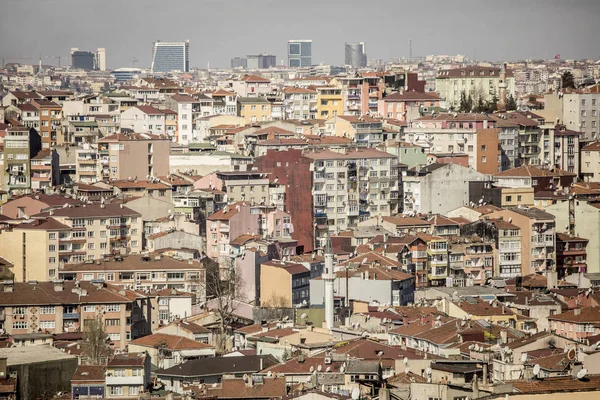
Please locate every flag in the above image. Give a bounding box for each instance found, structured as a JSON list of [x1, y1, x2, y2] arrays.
[[554, 54, 561, 60]]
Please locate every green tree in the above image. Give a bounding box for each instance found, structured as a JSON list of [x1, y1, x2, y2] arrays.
[[466, 94, 474, 113], [458, 91, 468, 112], [486, 94, 499, 113], [506, 94, 518, 111], [561, 71, 576, 89], [82, 316, 111, 365]]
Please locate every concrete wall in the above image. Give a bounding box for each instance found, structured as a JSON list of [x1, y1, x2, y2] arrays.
[[11, 358, 78, 400], [125, 196, 174, 222]]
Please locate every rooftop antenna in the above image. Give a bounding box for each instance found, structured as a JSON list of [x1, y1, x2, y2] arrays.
[[409, 38, 412, 61]]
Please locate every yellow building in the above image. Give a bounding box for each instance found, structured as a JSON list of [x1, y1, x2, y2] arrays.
[[237, 97, 272, 124], [259, 261, 310, 308], [0, 217, 71, 282], [106, 353, 150, 398], [316, 86, 343, 119], [499, 187, 534, 207]]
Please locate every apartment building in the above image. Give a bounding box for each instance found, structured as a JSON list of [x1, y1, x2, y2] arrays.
[[59, 254, 207, 304], [316, 86, 343, 119], [449, 238, 495, 286], [30, 149, 59, 190], [435, 65, 516, 108], [581, 141, 600, 181], [402, 163, 489, 215], [97, 133, 170, 181], [548, 307, 600, 340], [166, 94, 201, 144], [237, 97, 271, 124], [260, 260, 310, 308], [556, 233, 588, 278], [487, 207, 556, 276], [303, 149, 399, 248], [17, 103, 39, 130], [0, 204, 142, 281], [378, 91, 442, 121], [120, 106, 166, 135], [32, 99, 62, 148], [550, 126, 581, 175], [0, 280, 149, 350], [106, 353, 151, 398], [282, 87, 317, 120], [543, 85, 600, 142], [324, 115, 383, 146], [338, 74, 385, 116], [2, 126, 41, 195], [404, 113, 498, 169], [75, 144, 101, 183], [0, 193, 80, 219], [210, 90, 238, 116], [206, 202, 292, 265], [230, 75, 271, 97]]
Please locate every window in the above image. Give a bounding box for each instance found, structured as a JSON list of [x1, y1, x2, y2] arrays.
[[481, 156, 487, 163], [505, 196, 512, 202], [481, 145, 487, 151], [129, 387, 139, 396], [83, 305, 95, 312], [87, 219, 94, 226], [12, 321, 28, 330], [108, 333, 121, 342], [49, 245, 56, 252], [49, 233, 56, 240], [49, 257, 56, 264], [39, 306, 55, 314], [87, 243, 95, 250], [106, 319, 120, 326], [132, 368, 143, 376], [105, 304, 121, 312], [109, 386, 123, 396], [87, 231, 95, 238], [82, 273, 94, 281], [40, 321, 55, 330]]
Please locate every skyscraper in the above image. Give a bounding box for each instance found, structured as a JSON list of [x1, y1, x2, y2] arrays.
[[71, 48, 95, 70], [288, 40, 312, 67], [345, 42, 367, 68], [151, 40, 190, 73], [95, 48, 106, 71]]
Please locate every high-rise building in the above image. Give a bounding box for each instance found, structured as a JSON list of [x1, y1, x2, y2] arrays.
[[288, 40, 312, 67], [231, 57, 247, 69], [71, 48, 107, 70], [95, 48, 106, 71], [344, 42, 367, 68], [151, 40, 190, 73], [71, 48, 95, 70]]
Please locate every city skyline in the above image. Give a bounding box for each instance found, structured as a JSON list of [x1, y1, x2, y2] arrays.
[[1, 0, 599, 70]]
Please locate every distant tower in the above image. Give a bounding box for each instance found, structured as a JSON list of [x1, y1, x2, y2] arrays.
[[95, 48, 106, 71], [409, 38, 412, 60], [323, 233, 335, 330], [498, 63, 508, 111]]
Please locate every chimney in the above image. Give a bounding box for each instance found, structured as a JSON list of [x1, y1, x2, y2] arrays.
[[574, 308, 581, 316], [500, 330, 508, 344], [49, 210, 55, 216], [53, 279, 64, 291]]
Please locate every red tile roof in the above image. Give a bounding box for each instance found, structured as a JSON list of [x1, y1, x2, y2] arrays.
[[129, 333, 213, 350]]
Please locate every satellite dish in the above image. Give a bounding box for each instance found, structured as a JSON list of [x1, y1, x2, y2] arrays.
[[405, 367, 410, 374], [403, 357, 409, 365], [577, 368, 588, 380], [301, 313, 308, 319], [317, 365, 322, 372], [267, 371, 273, 377], [521, 353, 528, 363], [361, 257, 368, 265], [426, 368, 432, 375], [474, 344, 480, 352], [309, 366, 314, 373], [469, 344, 475, 351], [436, 315, 441, 321], [533, 364, 541, 377], [340, 366, 346, 373], [567, 348, 576, 360], [351, 388, 360, 400]]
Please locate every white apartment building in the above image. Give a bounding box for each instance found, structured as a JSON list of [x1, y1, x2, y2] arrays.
[[304, 149, 400, 247], [166, 94, 201, 145], [436, 66, 516, 108], [120, 106, 166, 135]]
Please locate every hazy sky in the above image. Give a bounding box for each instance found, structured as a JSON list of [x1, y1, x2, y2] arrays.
[[1, 0, 599, 69]]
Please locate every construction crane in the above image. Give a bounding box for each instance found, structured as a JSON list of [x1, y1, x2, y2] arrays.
[[2, 55, 68, 68]]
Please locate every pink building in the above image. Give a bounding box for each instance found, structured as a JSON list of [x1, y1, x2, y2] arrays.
[[379, 91, 442, 121], [206, 202, 293, 265], [548, 306, 600, 339]]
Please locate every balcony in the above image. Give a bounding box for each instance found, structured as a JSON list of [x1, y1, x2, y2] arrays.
[[219, 224, 229, 233], [63, 312, 80, 319], [106, 376, 144, 386]]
